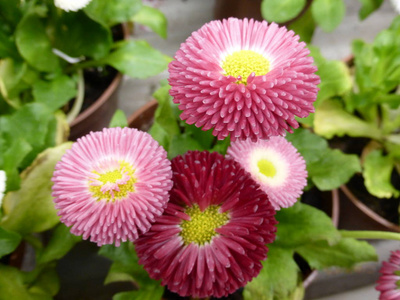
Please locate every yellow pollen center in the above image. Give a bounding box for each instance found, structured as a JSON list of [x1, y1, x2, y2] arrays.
[[258, 159, 277, 178], [180, 205, 229, 245], [89, 161, 136, 202], [221, 50, 270, 84]]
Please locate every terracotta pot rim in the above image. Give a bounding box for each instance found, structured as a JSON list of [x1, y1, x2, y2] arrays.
[[69, 72, 123, 127], [127, 99, 158, 127], [340, 184, 400, 232]]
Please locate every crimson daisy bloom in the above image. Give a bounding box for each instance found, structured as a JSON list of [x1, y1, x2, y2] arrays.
[[376, 250, 400, 300], [227, 136, 307, 210], [169, 18, 320, 141], [51, 127, 173, 246], [135, 151, 277, 298]]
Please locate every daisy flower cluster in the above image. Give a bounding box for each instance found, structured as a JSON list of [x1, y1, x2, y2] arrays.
[[52, 17, 317, 298]]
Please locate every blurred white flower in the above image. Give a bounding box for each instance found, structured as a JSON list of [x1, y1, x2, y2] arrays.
[[54, 0, 93, 12], [0, 170, 6, 207], [391, 0, 400, 14]]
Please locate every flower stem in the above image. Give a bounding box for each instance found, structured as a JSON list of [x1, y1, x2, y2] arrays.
[[66, 59, 104, 73], [67, 69, 85, 124], [340, 230, 400, 241]]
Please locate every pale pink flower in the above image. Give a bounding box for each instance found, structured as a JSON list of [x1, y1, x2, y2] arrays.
[[227, 136, 307, 210], [52, 127, 173, 246], [169, 18, 320, 141], [135, 151, 277, 298], [376, 250, 400, 300]]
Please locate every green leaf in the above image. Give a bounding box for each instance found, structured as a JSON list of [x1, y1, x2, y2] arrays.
[[274, 202, 340, 248], [0, 58, 30, 107], [27, 265, 60, 298], [37, 223, 81, 265], [243, 245, 301, 300], [149, 85, 180, 149], [168, 134, 204, 159], [15, 13, 60, 72], [311, 0, 345, 32], [99, 242, 161, 289], [183, 124, 215, 150], [286, 128, 361, 190], [0, 0, 22, 28], [1, 143, 72, 235], [314, 99, 382, 139], [51, 111, 69, 146], [53, 10, 112, 60], [390, 15, 400, 33], [358, 0, 383, 20], [0, 103, 58, 170], [113, 288, 164, 300], [297, 238, 377, 269], [352, 26, 400, 95], [286, 127, 327, 164], [287, 7, 315, 44], [0, 28, 18, 59], [109, 109, 128, 128], [379, 104, 400, 135], [0, 264, 33, 300], [132, 5, 168, 39], [85, 0, 142, 27], [0, 137, 32, 191], [3, 103, 51, 147], [308, 149, 361, 191], [261, 0, 306, 23], [32, 75, 77, 111], [148, 121, 170, 150], [298, 48, 351, 126], [300, 52, 352, 124], [387, 134, 400, 145], [352, 39, 373, 91], [211, 137, 231, 155], [103, 40, 169, 79], [315, 60, 352, 103], [363, 149, 400, 198], [0, 226, 21, 258]]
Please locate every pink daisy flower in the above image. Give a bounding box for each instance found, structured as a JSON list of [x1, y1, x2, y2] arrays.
[[51, 127, 173, 247], [227, 136, 307, 210], [135, 151, 277, 298], [169, 18, 320, 141], [376, 250, 400, 300]]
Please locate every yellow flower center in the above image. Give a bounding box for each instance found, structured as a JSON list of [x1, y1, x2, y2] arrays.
[[89, 161, 136, 202], [221, 50, 270, 84], [180, 204, 229, 245], [258, 159, 277, 178]]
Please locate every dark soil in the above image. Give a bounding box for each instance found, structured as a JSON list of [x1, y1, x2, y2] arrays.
[[80, 66, 118, 112], [347, 174, 400, 225]]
